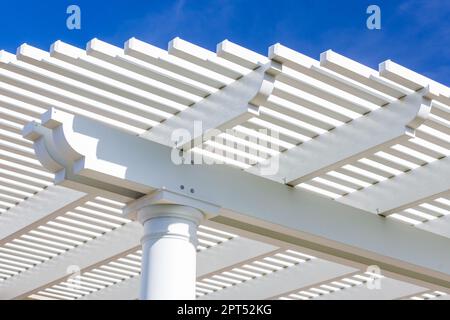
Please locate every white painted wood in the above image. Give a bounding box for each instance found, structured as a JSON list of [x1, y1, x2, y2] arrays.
[[319, 49, 411, 98], [380, 60, 450, 96], [416, 214, 450, 239], [1, 37, 448, 299], [0, 185, 89, 245], [248, 90, 432, 185], [80, 237, 278, 300], [200, 259, 356, 300], [137, 204, 204, 300], [338, 156, 450, 215], [0, 222, 142, 299], [433, 294, 450, 300], [141, 61, 281, 150], [22, 109, 450, 287], [314, 277, 427, 300]]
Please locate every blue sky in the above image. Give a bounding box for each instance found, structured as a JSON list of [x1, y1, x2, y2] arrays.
[[0, 0, 448, 85]]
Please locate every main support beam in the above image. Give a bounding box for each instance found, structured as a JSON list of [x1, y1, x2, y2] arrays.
[[0, 185, 90, 246], [248, 90, 433, 185], [337, 156, 450, 216], [140, 52, 281, 150], [23, 109, 450, 288]]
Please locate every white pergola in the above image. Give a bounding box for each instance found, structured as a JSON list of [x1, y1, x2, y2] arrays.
[[0, 37, 449, 300]]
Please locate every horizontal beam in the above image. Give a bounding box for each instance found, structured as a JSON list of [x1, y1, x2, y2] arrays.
[[337, 156, 450, 216], [141, 59, 281, 150], [23, 109, 450, 288], [0, 185, 90, 246], [0, 222, 142, 300], [249, 90, 432, 185]]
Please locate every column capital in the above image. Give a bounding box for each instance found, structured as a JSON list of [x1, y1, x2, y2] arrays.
[[136, 204, 204, 226], [123, 188, 220, 223]]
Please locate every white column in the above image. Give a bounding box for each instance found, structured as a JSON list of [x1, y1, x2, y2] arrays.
[[136, 204, 204, 300]]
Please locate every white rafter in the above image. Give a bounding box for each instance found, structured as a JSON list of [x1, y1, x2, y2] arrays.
[[0, 185, 90, 245], [248, 89, 433, 185], [277, 272, 428, 300], [337, 156, 450, 215], [40, 236, 278, 300]]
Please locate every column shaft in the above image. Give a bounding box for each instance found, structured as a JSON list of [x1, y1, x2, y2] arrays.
[[138, 204, 203, 300]]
